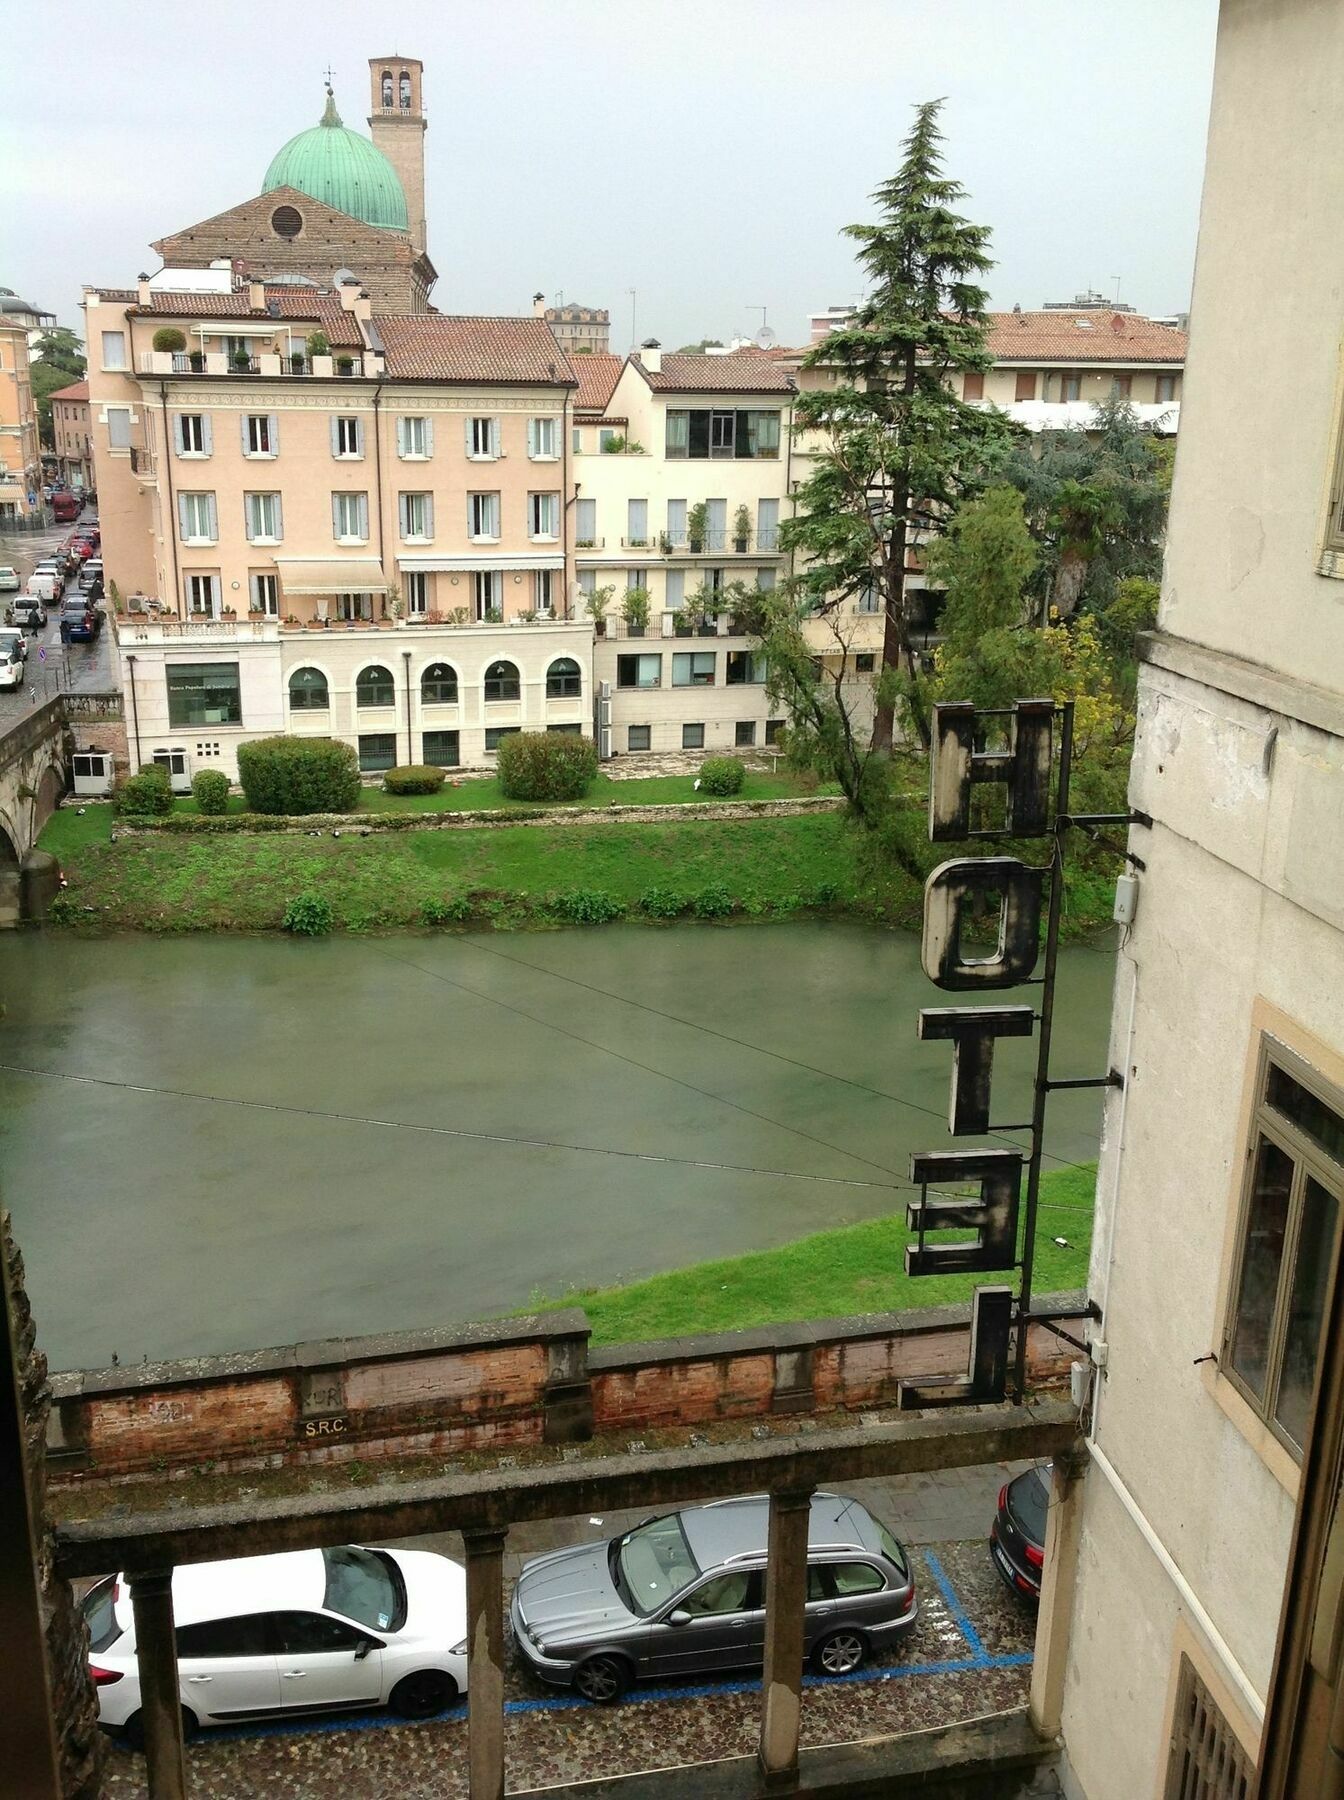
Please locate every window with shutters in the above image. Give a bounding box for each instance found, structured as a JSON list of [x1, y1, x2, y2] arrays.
[[400, 492, 433, 542], [177, 414, 208, 457], [757, 498, 780, 551], [333, 416, 363, 459], [244, 493, 282, 544], [963, 371, 985, 401], [179, 493, 217, 544], [469, 492, 500, 540], [399, 416, 429, 458], [534, 569, 555, 612], [1325, 390, 1344, 571], [665, 568, 685, 611], [106, 407, 132, 451], [1042, 371, 1082, 403], [665, 409, 782, 459], [1156, 373, 1180, 404], [185, 573, 220, 617], [404, 571, 428, 616], [627, 499, 649, 546], [101, 331, 126, 370], [1163, 1656, 1253, 1800], [333, 492, 369, 543], [1014, 370, 1038, 402], [575, 497, 597, 546], [243, 415, 277, 457], [336, 591, 372, 622], [468, 417, 499, 460], [528, 492, 559, 539], [528, 417, 558, 459], [473, 570, 501, 619], [249, 573, 279, 616]]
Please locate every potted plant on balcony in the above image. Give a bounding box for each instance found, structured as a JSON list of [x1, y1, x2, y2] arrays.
[[190, 348, 206, 372], [336, 354, 355, 376], [584, 583, 615, 638], [485, 605, 503, 624], [152, 327, 186, 357], [289, 348, 306, 374], [230, 348, 251, 371], [658, 531, 673, 555], [306, 330, 330, 361], [733, 504, 752, 554], [687, 502, 708, 555], [622, 585, 651, 638]]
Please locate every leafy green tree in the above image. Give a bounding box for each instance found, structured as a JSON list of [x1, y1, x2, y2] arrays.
[[777, 100, 1014, 758], [675, 338, 724, 354], [30, 327, 86, 444]]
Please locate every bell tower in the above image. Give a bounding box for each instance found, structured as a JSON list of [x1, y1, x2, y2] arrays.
[[368, 55, 426, 256]]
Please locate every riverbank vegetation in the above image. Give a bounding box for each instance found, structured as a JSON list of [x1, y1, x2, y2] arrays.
[[525, 1161, 1095, 1344]]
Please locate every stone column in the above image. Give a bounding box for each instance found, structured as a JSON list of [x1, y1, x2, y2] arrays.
[[1029, 1445, 1088, 1741], [758, 1486, 814, 1790], [128, 1571, 187, 1800], [464, 1528, 507, 1800]]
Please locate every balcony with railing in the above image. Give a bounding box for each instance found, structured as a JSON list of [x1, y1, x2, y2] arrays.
[[137, 350, 372, 379]]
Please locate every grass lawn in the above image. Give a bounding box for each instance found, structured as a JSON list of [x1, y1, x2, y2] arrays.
[[526, 1162, 1096, 1345]]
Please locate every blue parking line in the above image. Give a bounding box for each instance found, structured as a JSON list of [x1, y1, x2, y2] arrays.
[[921, 1549, 988, 1664]]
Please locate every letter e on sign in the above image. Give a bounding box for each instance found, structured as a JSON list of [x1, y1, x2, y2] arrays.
[[905, 1148, 1023, 1276]]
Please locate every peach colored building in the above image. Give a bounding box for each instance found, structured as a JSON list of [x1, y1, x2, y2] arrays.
[[0, 305, 45, 524], [51, 380, 92, 491]]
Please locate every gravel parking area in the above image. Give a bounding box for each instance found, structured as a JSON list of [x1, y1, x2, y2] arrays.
[[99, 1536, 1035, 1798]]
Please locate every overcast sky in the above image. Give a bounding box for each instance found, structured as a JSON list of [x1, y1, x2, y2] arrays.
[[8, 0, 1219, 351]]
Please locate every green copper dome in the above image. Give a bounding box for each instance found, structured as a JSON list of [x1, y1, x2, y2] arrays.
[[262, 89, 408, 232]]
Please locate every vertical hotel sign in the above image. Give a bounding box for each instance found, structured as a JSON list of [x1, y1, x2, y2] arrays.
[[899, 698, 1125, 1408]]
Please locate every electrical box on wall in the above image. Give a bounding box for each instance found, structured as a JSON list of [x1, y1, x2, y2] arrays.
[[1113, 873, 1139, 926]]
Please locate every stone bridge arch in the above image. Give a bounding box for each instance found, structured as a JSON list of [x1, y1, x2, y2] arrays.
[[0, 818, 21, 928]]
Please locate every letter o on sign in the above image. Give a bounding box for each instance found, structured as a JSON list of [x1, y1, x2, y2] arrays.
[[921, 856, 1044, 990]]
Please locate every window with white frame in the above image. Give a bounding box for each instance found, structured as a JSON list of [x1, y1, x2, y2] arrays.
[[106, 407, 132, 451], [665, 409, 781, 459], [529, 492, 559, 538], [528, 417, 559, 459], [474, 570, 501, 618], [598, 427, 618, 452], [628, 498, 649, 545], [185, 573, 220, 616], [755, 567, 777, 592], [534, 569, 555, 612], [178, 492, 218, 544], [469, 492, 500, 540], [101, 330, 126, 370], [176, 414, 209, 457], [468, 417, 500, 459], [332, 492, 369, 542], [757, 498, 780, 551], [244, 492, 283, 543], [673, 651, 716, 687], [336, 591, 372, 621], [399, 492, 434, 541], [665, 568, 685, 610], [332, 416, 363, 459], [577, 569, 596, 594], [572, 426, 583, 454], [398, 415, 431, 458], [243, 414, 278, 458], [575, 497, 597, 545], [249, 572, 279, 616], [404, 571, 428, 616]]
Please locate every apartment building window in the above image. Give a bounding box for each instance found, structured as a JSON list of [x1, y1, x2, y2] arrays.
[[185, 573, 220, 616], [336, 592, 372, 622], [469, 492, 500, 541], [1043, 371, 1082, 402], [528, 492, 559, 539], [756, 567, 777, 592], [665, 569, 685, 611], [598, 427, 619, 452], [421, 662, 458, 705], [665, 409, 781, 459], [735, 721, 757, 747], [546, 657, 582, 698], [627, 499, 649, 545], [332, 492, 370, 543], [572, 426, 583, 454], [101, 330, 126, 370], [726, 650, 766, 685], [399, 492, 434, 541], [1223, 1042, 1344, 1455], [534, 569, 555, 612], [249, 572, 279, 616], [397, 416, 432, 458], [856, 652, 876, 673], [404, 571, 428, 616], [474, 570, 501, 618], [484, 660, 521, 702], [331, 416, 364, 459], [575, 498, 597, 546], [682, 723, 705, 749], [666, 499, 687, 546], [358, 734, 397, 772], [467, 417, 500, 459], [423, 730, 460, 768], [547, 723, 582, 736], [106, 407, 132, 450], [356, 665, 396, 708], [174, 414, 210, 456], [1156, 373, 1179, 403], [485, 726, 520, 752], [765, 719, 784, 745], [1014, 371, 1038, 402], [757, 498, 779, 552], [166, 662, 240, 727], [288, 667, 329, 710], [1111, 373, 1133, 399], [627, 725, 651, 751], [617, 654, 661, 689], [178, 492, 218, 544], [963, 371, 985, 401], [528, 417, 559, 458], [244, 492, 283, 544], [242, 414, 278, 457], [673, 651, 716, 687]]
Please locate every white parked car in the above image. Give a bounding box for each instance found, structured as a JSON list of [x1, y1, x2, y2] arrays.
[[0, 643, 24, 689], [0, 566, 18, 593], [83, 1545, 468, 1747], [0, 626, 30, 663]]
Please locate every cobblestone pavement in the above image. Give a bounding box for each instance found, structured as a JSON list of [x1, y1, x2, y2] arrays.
[[99, 1466, 1038, 1798]]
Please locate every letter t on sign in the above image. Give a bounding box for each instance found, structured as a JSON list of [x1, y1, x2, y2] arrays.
[[929, 698, 1054, 841], [919, 1006, 1035, 1135]]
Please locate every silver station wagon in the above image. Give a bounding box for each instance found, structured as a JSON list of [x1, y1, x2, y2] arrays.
[[510, 1492, 918, 1702]]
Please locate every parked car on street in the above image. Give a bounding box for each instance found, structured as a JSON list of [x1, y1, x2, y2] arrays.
[[33, 560, 65, 597], [83, 1544, 468, 1747], [0, 642, 25, 689], [0, 626, 31, 662], [511, 1492, 918, 1702], [989, 1465, 1048, 1601], [60, 598, 100, 643], [79, 558, 104, 591], [26, 572, 59, 604], [52, 490, 81, 523], [8, 594, 46, 630], [0, 566, 19, 593]]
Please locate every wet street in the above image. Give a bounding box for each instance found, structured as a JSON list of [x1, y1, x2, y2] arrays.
[[0, 508, 115, 717]]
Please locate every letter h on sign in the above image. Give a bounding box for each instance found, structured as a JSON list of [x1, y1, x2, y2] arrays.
[[928, 698, 1053, 841]]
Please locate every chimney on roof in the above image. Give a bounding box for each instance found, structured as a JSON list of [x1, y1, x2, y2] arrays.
[[533, 292, 546, 319], [1012, 302, 1022, 317], [640, 338, 662, 373], [248, 280, 266, 311], [1110, 312, 1125, 333], [137, 276, 152, 307]]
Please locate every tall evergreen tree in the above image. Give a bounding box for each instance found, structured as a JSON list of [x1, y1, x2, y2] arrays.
[[778, 100, 1013, 753]]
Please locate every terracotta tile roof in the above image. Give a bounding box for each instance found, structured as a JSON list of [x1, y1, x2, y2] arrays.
[[122, 288, 363, 346], [571, 352, 625, 413], [376, 316, 577, 385], [980, 311, 1186, 363], [51, 380, 89, 402], [635, 352, 795, 394]]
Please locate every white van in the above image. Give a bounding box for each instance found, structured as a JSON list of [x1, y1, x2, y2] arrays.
[[26, 572, 58, 603]]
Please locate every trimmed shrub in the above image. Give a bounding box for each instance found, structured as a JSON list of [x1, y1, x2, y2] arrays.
[[151, 326, 187, 353], [698, 756, 745, 797], [548, 889, 624, 925], [237, 736, 361, 815], [114, 766, 173, 816], [283, 892, 334, 935], [691, 884, 734, 919], [640, 888, 687, 919], [496, 731, 597, 803], [191, 769, 230, 815], [384, 765, 447, 796]]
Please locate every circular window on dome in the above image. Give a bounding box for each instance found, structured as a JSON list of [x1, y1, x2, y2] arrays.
[[271, 204, 304, 240]]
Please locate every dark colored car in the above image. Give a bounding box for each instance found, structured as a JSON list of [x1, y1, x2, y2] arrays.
[[990, 1465, 1048, 1601], [61, 599, 101, 643], [511, 1492, 918, 1703]]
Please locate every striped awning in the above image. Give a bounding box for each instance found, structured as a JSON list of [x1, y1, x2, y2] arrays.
[[274, 558, 389, 594]]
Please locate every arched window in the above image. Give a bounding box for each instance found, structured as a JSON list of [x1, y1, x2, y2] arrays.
[[399, 72, 412, 110], [288, 667, 329, 711], [483, 660, 520, 702], [381, 71, 394, 107], [356, 664, 395, 708], [421, 662, 459, 705], [546, 657, 582, 699]]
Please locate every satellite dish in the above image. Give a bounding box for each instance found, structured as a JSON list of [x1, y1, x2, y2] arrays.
[[332, 267, 358, 289], [755, 325, 777, 349]]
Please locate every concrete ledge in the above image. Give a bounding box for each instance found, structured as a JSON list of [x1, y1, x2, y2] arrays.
[[1139, 629, 1344, 742]]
